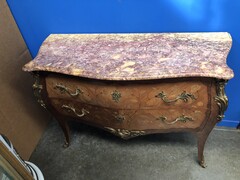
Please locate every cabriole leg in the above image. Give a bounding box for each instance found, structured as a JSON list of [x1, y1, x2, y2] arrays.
[[196, 79, 229, 167], [197, 132, 208, 168], [196, 117, 218, 168], [55, 116, 70, 148]]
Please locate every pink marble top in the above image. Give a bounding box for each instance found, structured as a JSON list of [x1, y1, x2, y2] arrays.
[[23, 33, 234, 80]]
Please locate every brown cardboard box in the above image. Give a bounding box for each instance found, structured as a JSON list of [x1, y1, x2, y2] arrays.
[[0, 0, 50, 159]]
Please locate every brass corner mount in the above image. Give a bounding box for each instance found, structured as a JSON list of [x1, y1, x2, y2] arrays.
[[215, 79, 228, 122]]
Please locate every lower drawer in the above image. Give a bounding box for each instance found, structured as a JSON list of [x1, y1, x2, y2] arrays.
[[50, 99, 135, 128], [128, 108, 208, 130], [50, 99, 209, 131]]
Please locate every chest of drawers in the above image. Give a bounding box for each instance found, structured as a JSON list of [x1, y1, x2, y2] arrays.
[[23, 33, 233, 167]]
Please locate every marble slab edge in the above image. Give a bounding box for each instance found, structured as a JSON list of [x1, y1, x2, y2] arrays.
[[23, 32, 234, 81]]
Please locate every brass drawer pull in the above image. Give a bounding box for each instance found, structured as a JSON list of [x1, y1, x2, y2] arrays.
[[155, 91, 196, 103], [157, 115, 193, 125], [55, 84, 82, 97], [62, 105, 89, 117]]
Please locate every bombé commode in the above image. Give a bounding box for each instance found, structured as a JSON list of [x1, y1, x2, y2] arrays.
[[23, 33, 234, 168]]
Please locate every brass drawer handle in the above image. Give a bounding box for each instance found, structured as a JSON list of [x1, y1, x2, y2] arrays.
[[155, 91, 196, 103], [62, 105, 89, 117], [157, 115, 193, 125], [54, 84, 83, 97]]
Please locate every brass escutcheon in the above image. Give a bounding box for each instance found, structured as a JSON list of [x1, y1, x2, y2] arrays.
[[114, 114, 125, 123], [111, 90, 121, 103]]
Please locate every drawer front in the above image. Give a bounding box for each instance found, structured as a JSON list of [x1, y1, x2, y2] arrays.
[[46, 74, 211, 110], [127, 108, 208, 130], [50, 99, 136, 128], [50, 99, 208, 131]]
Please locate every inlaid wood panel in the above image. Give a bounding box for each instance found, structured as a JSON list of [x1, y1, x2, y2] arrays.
[[46, 74, 211, 110], [127, 108, 209, 130], [49, 98, 209, 131], [50, 99, 136, 129]]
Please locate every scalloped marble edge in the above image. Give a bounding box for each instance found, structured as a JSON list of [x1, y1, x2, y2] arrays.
[[23, 32, 234, 81]]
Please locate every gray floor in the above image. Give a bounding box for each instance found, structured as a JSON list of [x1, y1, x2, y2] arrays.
[[30, 121, 240, 180]]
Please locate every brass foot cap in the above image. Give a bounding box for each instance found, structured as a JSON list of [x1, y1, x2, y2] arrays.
[[199, 160, 207, 168], [63, 141, 69, 148]]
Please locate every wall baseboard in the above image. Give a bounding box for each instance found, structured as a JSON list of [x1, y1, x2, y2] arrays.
[[217, 120, 240, 128]]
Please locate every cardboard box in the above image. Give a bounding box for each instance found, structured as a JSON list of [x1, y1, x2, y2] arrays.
[[0, 0, 50, 160]]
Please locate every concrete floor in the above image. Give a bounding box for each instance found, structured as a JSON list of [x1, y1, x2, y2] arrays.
[[30, 121, 240, 180]]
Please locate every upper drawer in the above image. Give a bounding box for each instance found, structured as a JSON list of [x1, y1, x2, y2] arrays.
[[45, 74, 211, 110]]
